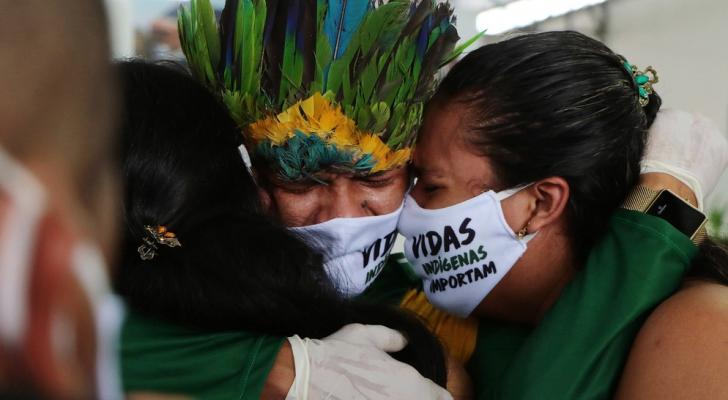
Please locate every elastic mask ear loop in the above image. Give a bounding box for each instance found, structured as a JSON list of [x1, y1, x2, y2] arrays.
[[493, 183, 533, 202], [406, 166, 416, 195], [238, 144, 257, 184], [493, 183, 539, 243]]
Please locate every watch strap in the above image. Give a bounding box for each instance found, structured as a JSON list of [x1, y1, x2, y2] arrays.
[[622, 185, 708, 246], [622, 185, 660, 213]]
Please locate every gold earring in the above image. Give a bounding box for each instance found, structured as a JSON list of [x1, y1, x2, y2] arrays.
[[517, 221, 531, 240]]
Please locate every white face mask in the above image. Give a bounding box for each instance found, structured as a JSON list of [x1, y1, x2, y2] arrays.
[[290, 202, 404, 298], [397, 186, 536, 317], [0, 146, 124, 399]]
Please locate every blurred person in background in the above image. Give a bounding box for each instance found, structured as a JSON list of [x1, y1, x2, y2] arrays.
[[0, 0, 122, 398], [147, 9, 185, 62]]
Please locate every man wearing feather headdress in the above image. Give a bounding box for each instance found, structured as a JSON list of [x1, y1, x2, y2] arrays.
[[178, 0, 481, 291], [176, 0, 478, 397], [173, 1, 728, 399]]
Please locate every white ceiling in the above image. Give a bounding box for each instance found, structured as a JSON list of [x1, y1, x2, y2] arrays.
[[451, 0, 513, 12]]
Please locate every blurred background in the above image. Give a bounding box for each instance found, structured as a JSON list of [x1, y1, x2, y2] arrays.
[[106, 0, 728, 234]]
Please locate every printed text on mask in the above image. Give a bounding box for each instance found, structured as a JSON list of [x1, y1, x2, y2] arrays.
[[362, 230, 398, 284], [410, 218, 498, 292]]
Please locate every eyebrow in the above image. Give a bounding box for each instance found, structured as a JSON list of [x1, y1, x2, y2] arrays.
[[357, 170, 388, 178], [412, 164, 446, 177]]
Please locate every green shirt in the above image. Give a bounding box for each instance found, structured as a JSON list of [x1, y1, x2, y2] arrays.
[[121, 313, 283, 399], [121, 211, 695, 399], [120, 254, 414, 399], [467, 210, 697, 399]]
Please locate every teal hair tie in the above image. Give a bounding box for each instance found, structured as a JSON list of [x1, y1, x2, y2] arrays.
[[622, 59, 659, 107]]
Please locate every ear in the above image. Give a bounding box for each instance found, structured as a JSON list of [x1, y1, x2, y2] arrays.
[[526, 177, 570, 233]]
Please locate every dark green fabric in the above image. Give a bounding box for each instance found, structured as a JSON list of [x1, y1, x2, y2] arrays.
[[119, 255, 412, 399], [121, 312, 284, 399], [468, 210, 698, 400], [121, 209, 692, 400], [360, 252, 421, 305]]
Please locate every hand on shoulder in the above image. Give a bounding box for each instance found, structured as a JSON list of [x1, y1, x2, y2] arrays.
[[616, 281, 728, 399]]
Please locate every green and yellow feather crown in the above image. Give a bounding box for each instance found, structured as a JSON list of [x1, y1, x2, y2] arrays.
[[179, 0, 478, 180]]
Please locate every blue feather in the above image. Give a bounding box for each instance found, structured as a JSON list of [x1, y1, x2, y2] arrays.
[[218, 0, 239, 84], [256, 131, 367, 181], [353, 153, 376, 171], [408, 1, 417, 17], [324, 0, 371, 59], [287, 0, 301, 38], [416, 15, 433, 59]]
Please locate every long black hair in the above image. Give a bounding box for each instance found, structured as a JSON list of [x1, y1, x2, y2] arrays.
[[113, 61, 446, 384], [432, 31, 660, 261]]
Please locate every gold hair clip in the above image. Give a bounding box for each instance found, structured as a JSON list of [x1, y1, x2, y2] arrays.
[[138, 225, 182, 261]]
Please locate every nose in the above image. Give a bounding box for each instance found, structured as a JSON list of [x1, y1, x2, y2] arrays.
[[314, 177, 369, 223]]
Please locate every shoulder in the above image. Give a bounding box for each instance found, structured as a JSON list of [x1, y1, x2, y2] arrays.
[[616, 281, 728, 399]]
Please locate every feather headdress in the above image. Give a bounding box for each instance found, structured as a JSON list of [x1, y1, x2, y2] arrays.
[[179, 0, 478, 180]]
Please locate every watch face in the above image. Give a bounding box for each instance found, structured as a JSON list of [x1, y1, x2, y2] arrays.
[[646, 190, 706, 238]]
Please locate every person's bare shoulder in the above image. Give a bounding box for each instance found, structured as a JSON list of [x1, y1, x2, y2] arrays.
[[615, 281, 728, 399]]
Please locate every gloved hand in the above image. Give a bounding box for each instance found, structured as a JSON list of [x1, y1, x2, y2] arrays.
[[285, 323, 452, 400], [642, 108, 728, 210]]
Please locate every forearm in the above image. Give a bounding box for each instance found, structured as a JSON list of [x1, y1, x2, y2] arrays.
[[260, 341, 295, 400], [639, 172, 698, 208]]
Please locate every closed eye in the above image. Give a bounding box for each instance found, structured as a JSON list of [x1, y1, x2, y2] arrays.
[[272, 179, 321, 194]]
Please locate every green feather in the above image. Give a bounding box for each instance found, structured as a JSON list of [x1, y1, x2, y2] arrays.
[[279, 30, 304, 107], [180, 0, 477, 178], [313, 0, 332, 90], [441, 30, 486, 67], [240, 0, 255, 93]]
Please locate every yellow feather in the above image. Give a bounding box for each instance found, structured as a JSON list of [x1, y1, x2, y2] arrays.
[[246, 93, 414, 173]]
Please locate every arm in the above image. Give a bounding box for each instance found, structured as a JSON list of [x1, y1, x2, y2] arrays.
[[616, 282, 728, 399], [639, 173, 698, 208], [260, 341, 295, 399]]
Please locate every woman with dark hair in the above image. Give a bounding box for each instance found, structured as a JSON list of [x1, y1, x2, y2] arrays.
[[114, 61, 457, 399], [396, 31, 728, 398]]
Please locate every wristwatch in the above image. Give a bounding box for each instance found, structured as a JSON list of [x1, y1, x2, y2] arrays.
[[622, 185, 708, 246]]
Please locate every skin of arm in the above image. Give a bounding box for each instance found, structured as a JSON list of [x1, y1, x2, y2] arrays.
[[615, 281, 728, 399], [260, 341, 295, 400], [639, 172, 698, 208]]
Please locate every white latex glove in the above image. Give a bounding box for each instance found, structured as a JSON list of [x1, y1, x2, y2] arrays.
[[285, 323, 452, 400], [642, 108, 728, 210]]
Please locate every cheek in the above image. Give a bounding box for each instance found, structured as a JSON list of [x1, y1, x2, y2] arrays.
[[267, 189, 322, 227]]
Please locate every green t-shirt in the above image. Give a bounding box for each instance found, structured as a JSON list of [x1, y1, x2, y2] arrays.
[[121, 211, 695, 399], [121, 313, 283, 399], [120, 254, 415, 399], [360, 252, 420, 305], [467, 210, 697, 399]]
